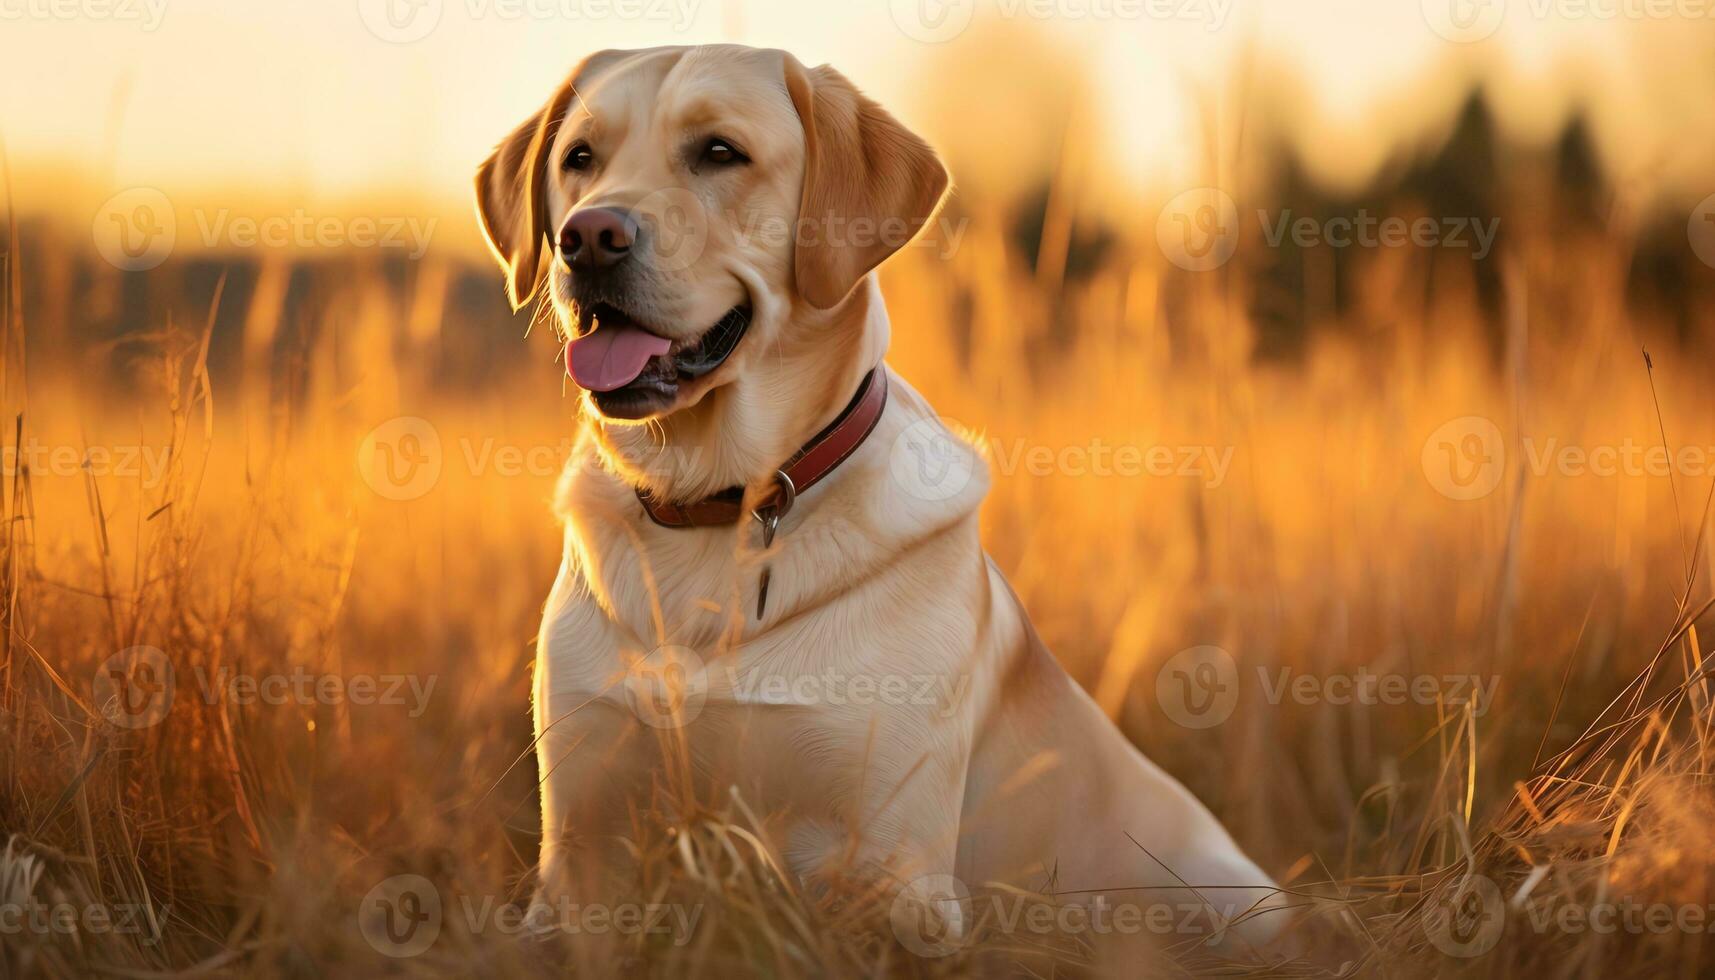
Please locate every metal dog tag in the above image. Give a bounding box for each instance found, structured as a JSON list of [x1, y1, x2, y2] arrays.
[[751, 469, 796, 621], [754, 508, 780, 619]]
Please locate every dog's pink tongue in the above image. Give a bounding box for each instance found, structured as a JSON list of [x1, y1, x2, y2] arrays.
[[567, 326, 672, 391]]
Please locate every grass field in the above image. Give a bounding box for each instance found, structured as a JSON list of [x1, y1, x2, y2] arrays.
[[4, 170, 1715, 978]]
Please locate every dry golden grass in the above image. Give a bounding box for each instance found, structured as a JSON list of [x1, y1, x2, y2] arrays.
[[3, 180, 1714, 978]]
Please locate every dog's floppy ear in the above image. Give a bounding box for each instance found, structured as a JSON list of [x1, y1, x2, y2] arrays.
[[784, 55, 950, 310], [475, 52, 617, 311]]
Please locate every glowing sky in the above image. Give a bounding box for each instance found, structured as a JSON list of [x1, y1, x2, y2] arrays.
[[4, 0, 1713, 242]]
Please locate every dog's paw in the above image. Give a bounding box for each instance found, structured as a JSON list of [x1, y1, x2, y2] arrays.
[[887, 873, 970, 957]]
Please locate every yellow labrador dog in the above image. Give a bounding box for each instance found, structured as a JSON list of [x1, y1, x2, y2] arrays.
[[475, 44, 1284, 953]]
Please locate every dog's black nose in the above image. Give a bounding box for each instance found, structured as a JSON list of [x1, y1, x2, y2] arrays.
[[559, 207, 637, 269]]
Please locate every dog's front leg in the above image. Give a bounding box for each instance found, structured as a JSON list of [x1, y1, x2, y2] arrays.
[[874, 756, 971, 952], [784, 710, 971, 949], [532, 698, 651, 909], [529, 561, 652, 920]]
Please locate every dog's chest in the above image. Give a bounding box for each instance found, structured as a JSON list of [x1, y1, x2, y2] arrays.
[[538, 509, 988, 818], [538, 564, 975, 823]]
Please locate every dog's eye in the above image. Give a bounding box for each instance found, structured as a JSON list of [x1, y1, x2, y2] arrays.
[[563, 143, 594, 172], [700, 138, 747, 167]]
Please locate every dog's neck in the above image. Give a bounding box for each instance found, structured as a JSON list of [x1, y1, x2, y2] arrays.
[[585, 277, 890, 505]]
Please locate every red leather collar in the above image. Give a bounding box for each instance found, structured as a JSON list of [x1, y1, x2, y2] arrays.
[[637, 368, 889, 528]]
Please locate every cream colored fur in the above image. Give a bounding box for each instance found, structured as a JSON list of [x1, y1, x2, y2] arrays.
[[476, 43, 1288, 956]]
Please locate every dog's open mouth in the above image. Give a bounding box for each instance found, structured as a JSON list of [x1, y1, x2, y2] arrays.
[[567, 303, 750, 420]]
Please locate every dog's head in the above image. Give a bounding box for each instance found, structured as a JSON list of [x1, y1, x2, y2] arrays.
[[475, 45, 948, 500]]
